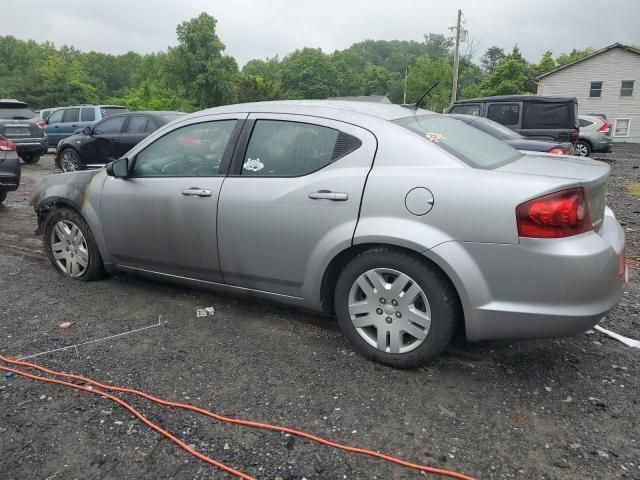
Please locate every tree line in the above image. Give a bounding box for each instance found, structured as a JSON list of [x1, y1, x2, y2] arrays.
[[0, 12, 596, 113]]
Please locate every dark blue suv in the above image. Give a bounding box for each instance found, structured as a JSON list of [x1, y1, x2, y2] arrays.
[[45, 105, 128, 147]]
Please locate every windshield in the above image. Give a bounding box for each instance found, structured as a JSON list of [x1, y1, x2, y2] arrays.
[[394, 115, 523, 169], [473, 118, 523, 140], [0, 105, 36, 120]]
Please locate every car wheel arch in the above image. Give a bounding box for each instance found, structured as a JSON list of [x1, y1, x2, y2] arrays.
[[319, 243, 465, 332]]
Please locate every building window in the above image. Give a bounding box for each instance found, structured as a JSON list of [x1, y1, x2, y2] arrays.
[[589, 81, 603, 97], [613, 119, 631, 137], [621, 80, 634, 97]]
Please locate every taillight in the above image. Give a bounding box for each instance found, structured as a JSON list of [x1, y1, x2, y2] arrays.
[[597, 118, 610, 133], [569, 130, 579, 145], [36, 120, 46, 129], [548, 147, 570, 155], [0, 139, 17, 151], [516, 187, 592, 238]]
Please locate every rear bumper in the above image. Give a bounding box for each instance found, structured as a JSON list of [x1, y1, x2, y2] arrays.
[[0, 155, 21, 192], [590, 136, 613, 153], [428, 207, 626, 341], [13, 138, 48, 156]]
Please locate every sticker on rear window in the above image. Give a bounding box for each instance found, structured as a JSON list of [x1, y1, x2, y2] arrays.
[[425, 132, 444, 143], [243, 158, 264, 172]]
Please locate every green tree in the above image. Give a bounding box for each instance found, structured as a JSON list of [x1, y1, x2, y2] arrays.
[[237, 74, 280, 103], [423, 33, 453, 59], [480, 46, 505, 73], [279, 48, 338, 99], [405, 57, 452, 111], [479, 57, 528, 96], [330, 50, 365, 96], [537, 50, 556, 73], [556, 48, 594, 66], [107, 80, 192, 112], [165, 13, 238, 109]]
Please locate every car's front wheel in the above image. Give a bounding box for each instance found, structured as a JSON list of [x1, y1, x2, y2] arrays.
[[43, 208, 104, 281], [334, 248, 459, 368], [575, 141, 591, 157], [59, 149, 81, 172], [21, 155, 41, 164]]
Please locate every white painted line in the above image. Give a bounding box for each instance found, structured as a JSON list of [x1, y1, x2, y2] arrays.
[[595, 325, 640, 349], [17, 316, 168, 361]]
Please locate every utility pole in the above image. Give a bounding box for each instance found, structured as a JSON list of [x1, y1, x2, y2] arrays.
[[451, 9, 462, 104]]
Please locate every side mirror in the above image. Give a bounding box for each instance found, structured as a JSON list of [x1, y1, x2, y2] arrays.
[[107, 157, 130, 178], [82, 126, 92, 136]]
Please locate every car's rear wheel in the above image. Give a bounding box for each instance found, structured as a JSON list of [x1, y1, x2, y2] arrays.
[[43, 208, 104, 281], [21, 155, 41, 164], [575, 141, 591, 157], [0, 190, 7, 203], [60, 149, 81, 172], [334, 248, 459, 368]]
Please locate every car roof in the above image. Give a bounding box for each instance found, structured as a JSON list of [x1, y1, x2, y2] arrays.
[[0, 99, 29, 107], [453, 95, 577, 104], [198, 100, 434, 122]]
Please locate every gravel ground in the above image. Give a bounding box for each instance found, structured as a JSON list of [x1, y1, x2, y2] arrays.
[[0, 148, 639, 480]]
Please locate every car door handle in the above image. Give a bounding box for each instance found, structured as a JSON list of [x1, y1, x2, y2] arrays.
[[308, 190, 349, 201], [182, 188, 212, 197]]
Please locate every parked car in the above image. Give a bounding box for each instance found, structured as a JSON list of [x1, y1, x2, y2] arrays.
[[448, 114, 574, 155], [0, 99, 48, 164], [55, 111, 184, 172], [575, 114, 613, 157], [45, 104, 129, 147], [0, 135, 21, 203], [33, 101, 626, 368], [446, 95, 580, 145]]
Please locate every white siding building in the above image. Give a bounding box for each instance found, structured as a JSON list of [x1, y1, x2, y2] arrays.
[[536, 43, 640, 143]]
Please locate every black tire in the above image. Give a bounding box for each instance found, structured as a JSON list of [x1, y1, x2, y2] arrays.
[[575, 141, 591, 157], [334, 248, 459, 368], [0, 190, 6, 203], [43, 208, 105, 281], [59, 148, 81, 172], [21, 155, 41, 164]]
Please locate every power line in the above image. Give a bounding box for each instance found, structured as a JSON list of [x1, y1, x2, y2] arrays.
[[463, 14, 513, 51]]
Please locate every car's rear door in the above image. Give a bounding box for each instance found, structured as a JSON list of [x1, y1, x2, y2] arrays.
[[217, 113, 376, 298], [100, 114, 245, 282], [59, 107, 81, 139], [118, 114, 153, 157]]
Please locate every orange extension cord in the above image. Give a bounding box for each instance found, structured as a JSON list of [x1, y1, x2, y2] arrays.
[[0, 355, 476, 480]]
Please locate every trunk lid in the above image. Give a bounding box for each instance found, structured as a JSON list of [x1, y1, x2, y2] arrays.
[[498, 153, 610, 232]]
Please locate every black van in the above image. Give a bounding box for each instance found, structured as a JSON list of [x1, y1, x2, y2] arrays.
[[446, 95, 579, 145]]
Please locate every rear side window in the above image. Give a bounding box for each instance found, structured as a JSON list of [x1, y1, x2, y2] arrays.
[[94, 116, 126, 134], [487, 103, 520, 126], [522, 102, 573, 129], [579, 119, 594, 128], [126, 116, 149, 133], [62, 108, 79, 123], [0, 105, 36, 120], [80, 107, 95, 122], [449, 104, 481, 116], [394, 115, 522, 169], [241, 120, 361, 177]]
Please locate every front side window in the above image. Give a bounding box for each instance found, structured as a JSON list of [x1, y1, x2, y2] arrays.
[[132, 120, 237, 177], [61, 108, 79, 123], [487, 103, 520, 126], [241, 120, 360, 177], [47, 109, 64, 124], [449, 104, 481, 116], [126, 116, 149, 134], [621, 80, 634, 97], [589, 81, 603, 97], [80, 107, 95, 122], [613, 118, 631, 137], [94, 116, 126, 135], [394, 115, 522, 169]]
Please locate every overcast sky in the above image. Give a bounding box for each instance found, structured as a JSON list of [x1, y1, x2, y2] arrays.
[[4, 0, 639, 66]]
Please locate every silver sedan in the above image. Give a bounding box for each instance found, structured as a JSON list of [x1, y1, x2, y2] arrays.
[[33, 101, 627, 368]]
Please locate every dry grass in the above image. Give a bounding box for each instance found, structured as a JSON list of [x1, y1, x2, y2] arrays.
[[627, 182, 640, 196]]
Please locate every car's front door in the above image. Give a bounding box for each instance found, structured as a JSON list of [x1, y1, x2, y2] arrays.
[[81, 115, 127, 166], [217, 113, 377, 298], [100, 115, 245, 282]]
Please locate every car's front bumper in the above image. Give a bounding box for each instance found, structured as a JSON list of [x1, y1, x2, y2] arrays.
[[428, 206, 626, 341]]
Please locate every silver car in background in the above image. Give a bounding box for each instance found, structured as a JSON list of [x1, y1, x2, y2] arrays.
[[33, 101, 627, 368], [576, 114, 613, 157]]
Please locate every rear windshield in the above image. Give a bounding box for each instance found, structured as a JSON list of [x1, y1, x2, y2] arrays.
[[394, 115, 522, 169], [100, 107, 129, 118], [0, 105, 36, 120], [522, 102, 576, 129]]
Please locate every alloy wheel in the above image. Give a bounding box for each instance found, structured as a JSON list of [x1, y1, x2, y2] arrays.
[[60, 151, 79, 172], [575, 143, 589, 157], [50, 220, 89, 277], [347, 268, 431, 354]]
